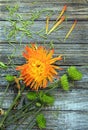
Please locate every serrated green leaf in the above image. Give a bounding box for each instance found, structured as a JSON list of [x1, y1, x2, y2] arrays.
[[36, 113, 46, 129], [5, 75, 14, 82], [39, 92, 54, 105], [67, 66, 83, 80], [60, 74, 69, 91], [26, 92, 37, 100]]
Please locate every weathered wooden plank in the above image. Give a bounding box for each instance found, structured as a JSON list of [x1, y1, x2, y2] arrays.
[[1, 89, 88, 129], [0, 1, 88, 21], [0, 89, 88, 110], [0, 0, 88, 5], [0, 66, 88, 88], [0, 43, 88, 65], [0, 21, 88, 43], [5, 110, 88, 130], [0, 0, 87, 2]]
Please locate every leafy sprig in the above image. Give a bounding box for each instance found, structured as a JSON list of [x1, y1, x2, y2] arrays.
[[36, 113, 46, 129], [60, 74, 69, 91], [0, 62, 7, 69], [60, 66, 83, 91], [67, 66, 83, 80], [0, 66, 83, 129]]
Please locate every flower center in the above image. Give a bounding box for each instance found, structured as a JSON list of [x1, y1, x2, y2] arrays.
[[36, 64, 41, 68], [30, 59, 46, 81]]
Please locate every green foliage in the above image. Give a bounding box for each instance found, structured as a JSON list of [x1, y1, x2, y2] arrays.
[[5, 75, 14, 82], [5, 5, 56, 44], [36, 102, 42, 107], [36, 113, 46, 129], [60, 74, 69, 91], [26, 92, 37, 100], [5, 5, 33, 43], [39, 92, 55, 105], [0, 62, 7, 69], [6, 5, 19, 16], [5, 5, 52, 44], [67, 66, 83, 80]]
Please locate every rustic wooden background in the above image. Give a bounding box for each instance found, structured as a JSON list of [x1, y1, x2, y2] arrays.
[[0, 0, 88, 130]]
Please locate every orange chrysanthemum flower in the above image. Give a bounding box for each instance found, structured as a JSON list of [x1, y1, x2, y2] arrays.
[[16, 44, 62, 90]]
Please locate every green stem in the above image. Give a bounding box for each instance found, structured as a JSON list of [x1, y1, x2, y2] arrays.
[[45, 80, 60, 93], [6, 99, 37, 123], [0, 91, 21, 128], [24, 106, 43, 130], [13, 108, 37, 130], [0, 83, 9, 107], [5, 107, 36, 127]]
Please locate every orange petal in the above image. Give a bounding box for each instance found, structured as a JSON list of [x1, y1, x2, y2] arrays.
[[65, 20, 77, 40], [51, 68, 58, 75], [56, 5, 67, 21], [42, 79, 47, 88], [47, 49, 54, 59], [14, 76, 21, 90], [46, 16, 49, 34], [48, 74, 53, 82], [50, 55, 62, 64], [48, 16, 65, 35], [30, 81, 36, 88]]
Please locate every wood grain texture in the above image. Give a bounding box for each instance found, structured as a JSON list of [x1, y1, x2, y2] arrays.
[[0, 66, 88, 88], [6, 110, 88, 130], [4, 110, 88, 130], [0, 2, 88, 21], [0, 21, 88, 43], [1, 89, 88, 110], [0, 0, 88, 130], [0, 43, 88, 65], [0, 89, 88, 129]]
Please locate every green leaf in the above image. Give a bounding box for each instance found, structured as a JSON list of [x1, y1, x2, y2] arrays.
[[0, 62, 7, 69], [60, 74, 69, 91], [39, 92, 54, 105], [36, 113, 46, 129], [5, 75, 14, 82], [26, 92, 37, 100], [67, 66, 83, 80], [36, 102, 42, 107]]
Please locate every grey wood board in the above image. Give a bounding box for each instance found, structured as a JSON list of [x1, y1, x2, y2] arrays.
[[0, 89, 88, 111], [6, 110, 88, 130], [0, 21, 88, 43], [5, 111, 88, 130], [0, 43, 88, 65], [1, 89, 88, 129], [0, 0, 88, 2], [0, 66, 88, 88], [0, 1, 88, 21]]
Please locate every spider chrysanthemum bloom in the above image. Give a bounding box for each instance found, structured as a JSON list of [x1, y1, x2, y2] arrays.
[[16, 44, 62, 90]]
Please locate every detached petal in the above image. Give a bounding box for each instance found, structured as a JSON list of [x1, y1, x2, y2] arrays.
[[46, 16, 49, 34], [65, 20, 77, 40], [56, 5, 67, 21], [48, 16, 65, 35]]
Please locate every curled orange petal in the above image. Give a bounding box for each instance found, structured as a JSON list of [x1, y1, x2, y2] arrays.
[[14, 76, 22, 90]]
